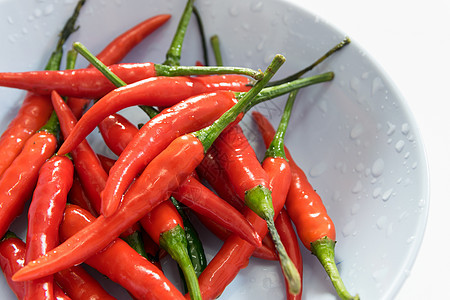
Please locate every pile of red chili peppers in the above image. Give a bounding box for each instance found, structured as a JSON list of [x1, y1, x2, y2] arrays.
[[0, 1, 360, 299]]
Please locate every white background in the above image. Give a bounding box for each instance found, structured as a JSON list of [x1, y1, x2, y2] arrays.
[[300, 1, 450, 299]]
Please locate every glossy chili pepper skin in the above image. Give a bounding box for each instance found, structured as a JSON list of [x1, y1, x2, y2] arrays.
[[59, 204, 184, 300], [196, 146, 246, 212], [67, 173, 98, 217], [0, 93, 53, 178], [52, 90, 108, 214], [195, 212, 278, 261], [13, 134, 205, 281], [172, 174, 262, 247], [0, 66, 252, 100], [93, 14, 171, 67], [251, 111, 336, 249], [63, 90, 241, 217], [24, 155, 74, 299], [0, 130, 57, 238], [193, 156, 291, 300], [97, 153, 116, 174], [98, 113, 139, 157], [0, 232, 26, 299], [54, 265, 116, 300]]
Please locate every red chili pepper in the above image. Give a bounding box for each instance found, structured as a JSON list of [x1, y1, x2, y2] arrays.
[[211, 124, 300, 294], [24, 155, 73, 299], [97, 153, 116, 174], [93, 14, 171, 67], [54, 265, 116, 300], [140, 200, 202, 300], [59, 204, 184, 300], [195, 212, 278, 261], [275, 208, 303, 300], [78, 90, 243, 217], [56, 71, 333, 217], [98, 113, 139, 156], [12, 55, 285, 282], [67, 14, 171, 119], [67, 173, 98, 217], [0, 129, 57, 238], [194, 147, 292, 300], [196, 146, 246, 211], [51, 90, 108, 215], [0, 63, 262, 99], [0, 232, 71, 299], [252, 100, 358, 299], [0, 93, 53, 178], [172, 174, 261, 247], [0, 232, 26, 299]]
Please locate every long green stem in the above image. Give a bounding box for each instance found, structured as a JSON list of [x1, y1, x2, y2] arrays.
[[246, 72, 334, 111], [45, 0, 86, 71], [264, 88, 298, 159], [154, 64, 263, 80], [311, 237, 360, 300], [160, 225, 202, 300], [192, 5, 209, 66], [163, 0, 195, 66], [195, 54, 286, 151], [266, 37, 350, 87], [210, 35, 223, 67]]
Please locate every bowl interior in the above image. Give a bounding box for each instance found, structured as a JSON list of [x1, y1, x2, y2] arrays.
[[0, 0, 429, 299]]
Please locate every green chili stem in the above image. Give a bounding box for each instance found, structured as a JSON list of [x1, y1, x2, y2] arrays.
[[192, 5, 209, 66], [195, 54, 285, 152], [244, 185, 300, 295], [264, 88, 298, 160], [267, 218, 301, 295], [311, 237, 360, 300], [266, 37, 350, 87], [163, 0, 195, 66], [73, 42, 127, 87], [45, 0, 86, 71], [65, 49, 79, 71], [210, 35, 223, 67], [154, 64, 263, 80], [170, 197, 207, 278], [138, 106, 160, 119], [160, 225, 202, 300], [121, 231, 149, 259], [246, 71, 334, 111]]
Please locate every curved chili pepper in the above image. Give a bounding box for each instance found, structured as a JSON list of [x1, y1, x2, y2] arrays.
[[0, 62, 264, 98], [54, 265, 116, 300], [195, 212, 278, 261], [140, 200, 201, 300], [196, 146, 246, 211], [212, 124, 300, 294], [12, 54, 285, 282], [0, 232, 71, 299], [55, 72, 332, 218], [0, 93, 53, 178], [51, 90, 108, 215], [252, 110, 359, 300], [59, 204, 184, 300], [24, 155, 74, 299], [0, 232, 26, 299], [193, 147, 292, 300], [172, 174, 261, 247], [0, 0, 86, 178], [0, 128, 57, 238], [93, 14, 171, 66]]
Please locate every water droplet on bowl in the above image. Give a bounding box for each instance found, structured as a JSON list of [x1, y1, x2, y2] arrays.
[[250, 1, 264, 12], [371, 77, 384, 95], [371, 158, 385, 177], [351, 180, 363, 194], [342, 219, 357, 237], [386, 121, 396, 136], [381, 188, 394, 201], [309, 161, 327, 178], [350, 123, 364, 140], [395, 140, 405, 153]]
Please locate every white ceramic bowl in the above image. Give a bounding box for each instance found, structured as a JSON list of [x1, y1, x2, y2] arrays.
[[0, 0, 429, 299]]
